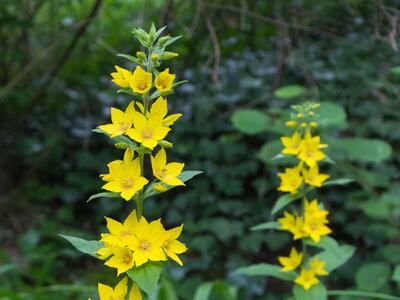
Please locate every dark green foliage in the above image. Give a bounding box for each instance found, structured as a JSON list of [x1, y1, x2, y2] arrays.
[[1, 0, 400, 299]]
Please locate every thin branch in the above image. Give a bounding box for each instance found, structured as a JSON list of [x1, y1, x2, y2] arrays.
[[31, 0, 103, 105], [205, 16, 221, 83]]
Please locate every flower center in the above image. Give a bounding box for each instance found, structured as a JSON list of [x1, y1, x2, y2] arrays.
[[121, 178, 134, 189], [142, 129, 153, 139], [118, 121, 130, 132], [138, 80, 148, 90], [122, 254, 132, 264], [139, 240, 151, 252]]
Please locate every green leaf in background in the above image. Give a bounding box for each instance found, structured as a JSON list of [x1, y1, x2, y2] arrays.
[[293, 283, 327, 300], [315, 244, 355, 272], [127, 262, 163, 297], [271, 193, 302, 215], [158, 277, 178, 300], [235, 263, 297, 281], [250, 221, 280, 231], [194, 282, 213, 300], [328, 290, 400, 300], [315, 102, 347, 127], [329, 138, 392, 163], [59, 234, 103, 258], [322, 178, 354, 186], [392, 265, 400, 283], [231, 109, 270, 135], [355, 262, 391, 292], [257, 140, 283, 163], [87, 192, 120, 202], [389, 65, 400, 75], [305, 236, 339, 252], [274, 85, 307, 99]]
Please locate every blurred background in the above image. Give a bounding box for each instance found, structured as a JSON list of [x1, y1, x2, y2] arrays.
[[1, 0, 400, 299]]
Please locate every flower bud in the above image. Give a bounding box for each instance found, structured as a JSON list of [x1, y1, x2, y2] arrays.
[[136, 51, 146, 59], [297, 113, 304, 119], [114, 142, 128, 149], [310, 122, 317, 128], [301, 122, 307, 128], [159, 140, 173, 148], [160, 51, 179, 60], [154, 183, 167, 192], [151, 54, 160, 61], [286, 121, 297, 127]]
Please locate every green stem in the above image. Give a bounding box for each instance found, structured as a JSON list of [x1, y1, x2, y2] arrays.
[[327, 290, 400, 300]]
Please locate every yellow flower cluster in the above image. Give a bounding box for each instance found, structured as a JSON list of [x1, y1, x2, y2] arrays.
[[98, 209, 187, 275], [88, 25, 191, 299], [276, 103, 331, 290]]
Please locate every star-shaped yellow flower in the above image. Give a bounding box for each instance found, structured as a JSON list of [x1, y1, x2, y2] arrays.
[[302, 213, 332, 243], [278, 247, 303, 272], [101, 154, 149, 201], [154, 68, 175, 92], [281, 131, 302, 155], [149, 96, 182, 127], [302, 164, 330, 187], [129, 66, 152, 94], [162, 224, 188, 266], [278, 164, 303, 194], [97, 277, 132, 300], [151, 148, 185, 186], [295, 268, 319, 290], [298, 131, 327, 167], [111, 66, 132, 88], [125, 217, 167, 267], [97, 102, 135, 138], [104, 246, 135, 276], [126, 112, 171, 149], [309, 258, 329, 276]]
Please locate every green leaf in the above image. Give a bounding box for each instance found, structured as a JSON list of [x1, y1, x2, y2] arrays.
[[194, 282, 213, 300], [231, 109, 271, 135], [328, 290, 400, 299], [251, 221, 280, 231], [322, 178, 354, 186], [304, 236, 339, 252], [271, 193, 302, 215], [315, 102, 346, 127], [257, 140, 284, 164], [329, 138, 392, 163], [235, 263, 297, 281], [87, 192, 120, 202], [59, 234, 103, 258], [117, 53, 139, 63], [389, 66, 400, 75], [392, 265, 400, 283], [274, 85, 307, 99], [127, 262, 163, 297], [315, 244, 355, 272], [356, 262, 391, 292], [293, 283, 327, 300], [144, 170, 202, 198]]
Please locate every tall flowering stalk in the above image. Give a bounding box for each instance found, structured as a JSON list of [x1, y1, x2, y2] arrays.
[[62, 25, 201, 299], [277, 102, 331, 290]]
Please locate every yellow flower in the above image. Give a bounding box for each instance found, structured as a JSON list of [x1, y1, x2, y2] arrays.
[[281, 131, 302, 155], [101, 154, 149, 201], [278, 211, 296, 231], [97, 102, 135, 137], [126, 217, 167, 267], [129, 283, 142, 300], [302, 164, 330, 187], [302, 213, 332, 243], [126, 112, 171, 149], [304, 199, 329, 220], [278, 165, 303, 194], [309, 258, 329, 276], [278, 247, 303, 272], [97, 241, 114, 260], [104, 246, 135, 275], [292, 216, 307, 240], [298, 131, 327, 167], [151, 148, 185, 186], [154, 68, 175, 92], [101, 209, 140, 247], [97, 277, 129, 300], [149, 96, 182, 127], [162, 224, 188, 266], [295, 268, 319, 290], [111, 66, 132, 88], [129, 66, 152, 94]]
